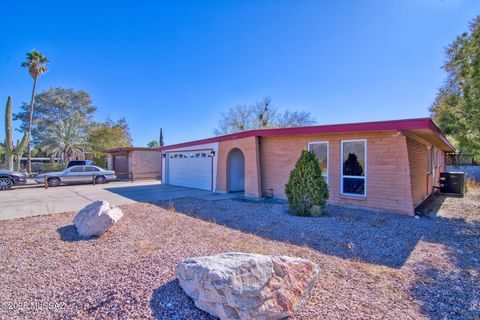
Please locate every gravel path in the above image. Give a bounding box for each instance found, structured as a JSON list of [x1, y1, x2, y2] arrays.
[[0, 190, 479, 319]]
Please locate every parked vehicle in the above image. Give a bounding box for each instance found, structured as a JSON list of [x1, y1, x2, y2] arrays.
[[0, 170, 28, 190], [34, 165, 116, 187], [67, 160, 94, 168]]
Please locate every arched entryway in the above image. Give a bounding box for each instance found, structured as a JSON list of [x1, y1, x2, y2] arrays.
[[227, 148, 245, 193]]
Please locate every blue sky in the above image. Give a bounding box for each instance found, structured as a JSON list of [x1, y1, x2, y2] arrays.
[[1, 1, 479, 147]]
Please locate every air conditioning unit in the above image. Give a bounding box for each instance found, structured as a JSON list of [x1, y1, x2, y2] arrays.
[[440, 172, 465, 196]]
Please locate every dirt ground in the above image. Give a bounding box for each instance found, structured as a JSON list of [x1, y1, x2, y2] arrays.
[[0, 188, 479, 319]]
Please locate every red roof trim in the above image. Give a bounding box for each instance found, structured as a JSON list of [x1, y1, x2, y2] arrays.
[[163, 118, 453, 151], [104, 147, 161, 153]]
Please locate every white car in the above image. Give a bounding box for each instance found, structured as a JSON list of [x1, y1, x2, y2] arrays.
[[35, 165, 117, 187]]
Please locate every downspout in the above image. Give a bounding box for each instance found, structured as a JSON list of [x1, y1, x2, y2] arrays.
[[257, 136, 263, 198]]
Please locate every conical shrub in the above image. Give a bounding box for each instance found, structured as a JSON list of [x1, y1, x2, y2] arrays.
[[285, 150, 329, 216]]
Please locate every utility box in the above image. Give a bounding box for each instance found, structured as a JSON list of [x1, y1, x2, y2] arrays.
[[440, 172, 465, 195]]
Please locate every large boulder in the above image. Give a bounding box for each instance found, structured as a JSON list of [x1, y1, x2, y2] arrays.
[[73, 200, 123, 237], [175, 252, 320, 320]]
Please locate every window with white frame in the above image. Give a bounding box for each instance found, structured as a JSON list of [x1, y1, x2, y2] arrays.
[[308, 142, 329, 181], [341, 140, 366, 196], [427, 147, 432, 174]]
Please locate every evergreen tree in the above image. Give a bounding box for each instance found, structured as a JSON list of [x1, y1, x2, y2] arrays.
[[343, 153, 363, 176], [430, 16, 480, 157], [285, 150, 329, 216], [159, 128, 164, 147]]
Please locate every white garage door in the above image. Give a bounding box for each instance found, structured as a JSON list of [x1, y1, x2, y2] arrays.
[[167, 151, 212, 190]]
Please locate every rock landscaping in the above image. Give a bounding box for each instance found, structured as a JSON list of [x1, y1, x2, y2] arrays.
[[176, 252, 320, 320], [73, 200, 123, 237], [0, 188, 478, 319]]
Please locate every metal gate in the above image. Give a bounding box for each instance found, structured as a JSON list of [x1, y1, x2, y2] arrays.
[[113, 154, 129, 179]]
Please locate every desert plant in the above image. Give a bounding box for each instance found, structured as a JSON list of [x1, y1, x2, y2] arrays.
[[21, 50, 49, 173], [4, 97, 13, 170], [41, 117, 86, 162], [14, 139, 29, 171], [0, 143, 5, 164], [4, 96, 29, 171], [285, 150, 329, 216]]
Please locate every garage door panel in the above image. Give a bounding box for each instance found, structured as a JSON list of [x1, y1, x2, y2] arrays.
[[167, 152, 212, 190]]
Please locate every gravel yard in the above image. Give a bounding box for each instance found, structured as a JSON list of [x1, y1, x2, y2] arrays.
[[0, 189, 479, 319]]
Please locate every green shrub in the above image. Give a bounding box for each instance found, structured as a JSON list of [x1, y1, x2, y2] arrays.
[[285, 150, 329, 216], [38, 162, 65, 173]]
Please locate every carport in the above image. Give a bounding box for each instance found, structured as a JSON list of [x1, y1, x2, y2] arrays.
[[105, 147, 162, 180]]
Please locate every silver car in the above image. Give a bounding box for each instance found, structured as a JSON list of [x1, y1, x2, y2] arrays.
[[35, 165, 116, 187]]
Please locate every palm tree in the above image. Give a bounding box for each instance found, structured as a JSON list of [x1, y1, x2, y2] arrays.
[[41, 117, 86, 163], [21, 50, 49, 173]]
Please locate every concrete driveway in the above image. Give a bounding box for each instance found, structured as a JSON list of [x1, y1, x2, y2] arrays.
[[0, 181, 236, 220]]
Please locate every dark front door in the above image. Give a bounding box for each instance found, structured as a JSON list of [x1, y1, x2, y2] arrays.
[[113, 154, 129, 179]]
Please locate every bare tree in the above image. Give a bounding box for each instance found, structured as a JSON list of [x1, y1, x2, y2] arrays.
[[214, 97, 316, 135], [277, 110, 316, 127], [214, 105, 254, 135], [253, 96, 277, 129]]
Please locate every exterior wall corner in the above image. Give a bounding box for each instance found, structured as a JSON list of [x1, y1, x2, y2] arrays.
[[216, 136, 262, 198]]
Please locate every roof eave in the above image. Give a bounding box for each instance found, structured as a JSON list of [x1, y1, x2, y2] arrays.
[[163, 118, 439, 150]]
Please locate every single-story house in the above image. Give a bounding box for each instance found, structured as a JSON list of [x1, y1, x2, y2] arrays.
[[105, 147, 162, 180], [160, 118, 455, 215]]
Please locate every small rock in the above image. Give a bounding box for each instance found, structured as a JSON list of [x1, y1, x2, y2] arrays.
[[308, 205, 323, 216], [73, 200, 123, 237], [175, 252, 320, 320]]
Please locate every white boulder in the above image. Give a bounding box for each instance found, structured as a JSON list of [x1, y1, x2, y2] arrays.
[[175, 252, 320, 320], [73, 200, 123, 237]]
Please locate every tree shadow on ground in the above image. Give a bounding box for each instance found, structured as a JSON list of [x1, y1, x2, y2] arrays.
[[154, 197, 449, 269], [56, 225, 95, 242], [153, 193, 480, 318], [150, 280, 213, 320]]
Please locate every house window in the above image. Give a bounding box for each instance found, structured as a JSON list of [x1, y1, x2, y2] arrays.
[[308, 142, 329, 182], [341, 139, 367, 196], [427, 147, 432, 174]]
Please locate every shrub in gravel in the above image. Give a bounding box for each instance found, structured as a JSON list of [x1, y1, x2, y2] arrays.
[[285, 150, 329, 216]]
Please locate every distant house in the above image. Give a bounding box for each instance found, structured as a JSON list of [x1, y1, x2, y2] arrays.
[[107, 118, 455, 215], [104, 147, 162, 180]]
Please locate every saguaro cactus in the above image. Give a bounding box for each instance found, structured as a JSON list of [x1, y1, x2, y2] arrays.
[[15, 136, 29, 171], [4, 96, 29, 171], [4, 96, 14, 170]]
